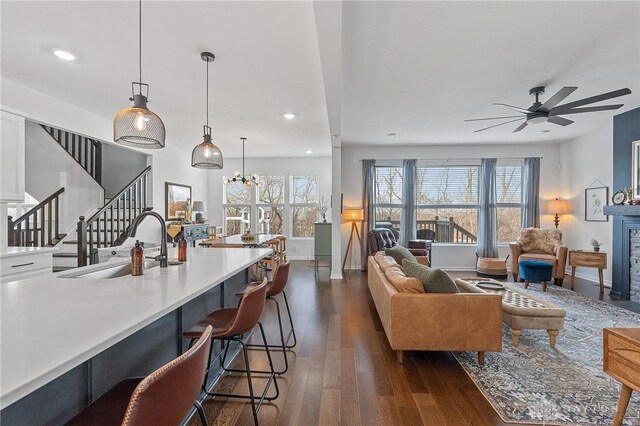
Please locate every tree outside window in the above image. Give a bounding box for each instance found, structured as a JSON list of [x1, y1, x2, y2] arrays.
[[291, 175, 319, 237]]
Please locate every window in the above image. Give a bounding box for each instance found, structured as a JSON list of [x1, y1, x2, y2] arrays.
[[373, 167, 403, 235], [222, 173, 319, 238], [290, 174, 319, 237], [416, 166, 479, 243], [258, 175, 284, 234], [495, 164, 523, 242]]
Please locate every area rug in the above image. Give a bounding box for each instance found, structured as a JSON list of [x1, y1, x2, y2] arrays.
[[453, 284, 640, 426]]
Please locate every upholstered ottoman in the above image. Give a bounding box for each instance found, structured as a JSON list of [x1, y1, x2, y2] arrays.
[[476, 256, 508, 279], [519, 259, 553, 291], [456, 278, 566, 348]]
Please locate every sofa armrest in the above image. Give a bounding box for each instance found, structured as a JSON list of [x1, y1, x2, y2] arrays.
[[554, 245, 568, 277], [389, 293, 503, 352], [509, 242, 522, 273]]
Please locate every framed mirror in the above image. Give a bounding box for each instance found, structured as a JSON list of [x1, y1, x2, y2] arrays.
[[633, 141, 640, 199], [165, 182, 192, 220]]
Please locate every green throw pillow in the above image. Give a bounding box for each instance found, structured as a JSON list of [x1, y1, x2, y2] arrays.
[[384, 245, 417, 265], [401, 259, 459, 293]]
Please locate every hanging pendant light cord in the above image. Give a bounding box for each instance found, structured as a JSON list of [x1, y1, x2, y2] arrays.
[[242, 138, 246, 177], [138, 0, 142, 94], [206, 60, 209, 127]]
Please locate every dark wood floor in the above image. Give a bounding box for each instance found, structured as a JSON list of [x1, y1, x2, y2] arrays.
[[190, 262, 633, 426]]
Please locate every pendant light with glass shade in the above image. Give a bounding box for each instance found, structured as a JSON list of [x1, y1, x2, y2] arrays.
[[113, 0, 166, 149], [191, 52, 223, 169], [223, 138, 258, 186]]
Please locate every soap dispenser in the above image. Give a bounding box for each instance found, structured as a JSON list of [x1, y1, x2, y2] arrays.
[[131, 240, 144, 276]]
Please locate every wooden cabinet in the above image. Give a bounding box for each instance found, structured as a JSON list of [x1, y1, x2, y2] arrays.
[[604, 328, 640, 426], [0, 110, 25, 202], [0, 248, 56, 283], [568, 250, 607, 294], [314, 222, 331, 277]]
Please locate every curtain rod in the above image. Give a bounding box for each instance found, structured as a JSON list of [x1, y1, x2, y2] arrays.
[[358, 157, 543, 162]]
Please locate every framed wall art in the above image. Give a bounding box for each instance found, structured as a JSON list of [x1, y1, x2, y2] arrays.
[[165, 182, 192, 220], [585, 186, 609, 222]]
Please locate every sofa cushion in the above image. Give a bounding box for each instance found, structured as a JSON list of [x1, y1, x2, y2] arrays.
[[374, 252, 402, 272], [384, 267, 424, 293], [518, 228, 562, 255], [402, 259, 459, 293], [519, 253, 557, 267], [385, 245, 417, 265]]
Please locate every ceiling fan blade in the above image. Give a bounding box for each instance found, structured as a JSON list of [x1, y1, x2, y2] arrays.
[[492, 103, 531, 114], [474, 118, 524, 133], [537, 87, 578, 112], [512, 122, 528, 133], [464, 115, 523, 122], [551, 88, 631, 113], [550, 104, 624, 115], [548, 116, 574, 126]]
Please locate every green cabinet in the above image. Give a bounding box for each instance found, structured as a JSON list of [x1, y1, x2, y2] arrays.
[[314, 222, 332, 277]]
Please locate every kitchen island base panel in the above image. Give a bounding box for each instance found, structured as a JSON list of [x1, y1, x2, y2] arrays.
[[0, 269, 249, 425]]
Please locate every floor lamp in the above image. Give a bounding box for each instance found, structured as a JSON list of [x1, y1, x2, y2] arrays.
[[342, 208, 364, 273]]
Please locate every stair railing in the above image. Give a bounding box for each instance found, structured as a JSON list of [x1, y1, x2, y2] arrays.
[[77, 166, 151, 267], [41, 125, 103, 185], [8, 187, 65, 247]]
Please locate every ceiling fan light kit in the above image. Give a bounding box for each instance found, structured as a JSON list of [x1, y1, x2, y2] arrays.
[[113, 0, 166, 149], [191, 51, 224, 169], [466, 85, 632, 133]]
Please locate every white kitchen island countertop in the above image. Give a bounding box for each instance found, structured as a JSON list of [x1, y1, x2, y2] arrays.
[[0, 247, 270, 409], [0, 246, 58, 258]]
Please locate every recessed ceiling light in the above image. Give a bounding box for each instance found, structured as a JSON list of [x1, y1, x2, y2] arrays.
[[387, 132, 397, 137], [53, 49, 76, 61], [283, 113, 296, 120], [306, 150, 313, 155], [538, 129, 551, 134]]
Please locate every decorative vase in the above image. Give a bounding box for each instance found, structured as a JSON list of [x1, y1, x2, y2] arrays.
[[322, 213, 327, 223], [593, 246, 600, 252]]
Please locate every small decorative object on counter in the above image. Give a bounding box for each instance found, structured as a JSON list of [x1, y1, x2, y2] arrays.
[[240, 231, 255, 241], [612, 190, 627, 205], [178, 237, 188, 262], [318, 195, 329, 223], [591, 238, 602, 252], [624, 187, 634, 205], [131, 240, 144, 276]]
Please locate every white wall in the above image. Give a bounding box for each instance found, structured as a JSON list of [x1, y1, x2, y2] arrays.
[[559, 123, 614, 285], [205, 155, 333, 259], [101, 143, 149, 198], [25, 121, 103, 233], [340, 143, 564, 270], [1, 77, 211, 242]]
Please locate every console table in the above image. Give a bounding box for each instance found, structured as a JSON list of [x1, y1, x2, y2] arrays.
[[167, 224, 209, 247], [603, 328, 640, 426], [568, 250, 607, 294], [314, 222, 331, 278]]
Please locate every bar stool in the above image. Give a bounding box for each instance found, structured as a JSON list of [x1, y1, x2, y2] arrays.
[[66, 326, 213, 426], [183, 278, 278, 426], [258, 238, 281, 277], [238, 262, 297, 375], [277, 236, 287, 263]]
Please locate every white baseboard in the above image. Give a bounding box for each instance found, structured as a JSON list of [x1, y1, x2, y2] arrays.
[[330, 273, 343, 280], [288, 255, 313, 261]]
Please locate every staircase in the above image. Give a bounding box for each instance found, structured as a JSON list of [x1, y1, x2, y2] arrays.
[[74, 166, 152, 267], [41, 125, 102, 185], [7, 187, 66, 247]]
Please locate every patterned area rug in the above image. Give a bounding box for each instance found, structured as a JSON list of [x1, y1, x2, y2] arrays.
[[453, 283, 640, 426]]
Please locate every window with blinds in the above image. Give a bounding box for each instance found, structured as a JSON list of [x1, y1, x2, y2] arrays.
[[496, 164, 523, 242], [416, 166, 479, 206], [374, 167, 403, 205]]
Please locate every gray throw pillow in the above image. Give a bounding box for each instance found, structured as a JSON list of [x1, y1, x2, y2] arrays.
[[384, 245, 417, 265], [402, 259, 459, 293]]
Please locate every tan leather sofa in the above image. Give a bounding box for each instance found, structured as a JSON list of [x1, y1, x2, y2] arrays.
[[509, 228, 568, 285], [367, 254, 503, 365]]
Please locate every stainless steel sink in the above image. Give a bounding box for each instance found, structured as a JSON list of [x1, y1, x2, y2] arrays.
[[58, 259, 160, 279]]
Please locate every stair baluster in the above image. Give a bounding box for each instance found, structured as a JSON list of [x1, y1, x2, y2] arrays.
[[8, 187, 65, 247]]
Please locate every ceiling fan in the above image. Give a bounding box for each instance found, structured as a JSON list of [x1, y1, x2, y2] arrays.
[[466, 86, 632, 133]]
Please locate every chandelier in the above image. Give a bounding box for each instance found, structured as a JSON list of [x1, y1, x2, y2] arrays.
[[223, 138, 258, 186], [191, 52, 223, 169], [113, 0, 165, 149]]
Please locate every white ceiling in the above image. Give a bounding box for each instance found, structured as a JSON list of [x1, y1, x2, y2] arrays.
[[2, 1, 639, 157], [1, 1, 332, 157], [343, 1, 640, 146]]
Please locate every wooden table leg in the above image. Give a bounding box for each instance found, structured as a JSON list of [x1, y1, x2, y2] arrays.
[[598, 268, 604, 294], [571, 266, 576, 290], [511, 328, 521, 347], [547, 330, 558, 348], [613, 384, 632, 426]]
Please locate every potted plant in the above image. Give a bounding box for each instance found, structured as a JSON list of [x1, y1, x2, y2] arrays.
[[591, 238, 602, 252]]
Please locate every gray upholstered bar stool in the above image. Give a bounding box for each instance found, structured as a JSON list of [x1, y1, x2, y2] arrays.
[[183, 278, 278, 426], [66, 325, 213, 426]]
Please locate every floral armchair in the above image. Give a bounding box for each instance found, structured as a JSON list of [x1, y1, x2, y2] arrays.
[[509, 228, 568, 285]]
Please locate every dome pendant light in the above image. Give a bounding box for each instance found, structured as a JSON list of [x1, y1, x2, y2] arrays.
[[191, 52, 223, 169], [113, 0, 165, 149], [223, 138, 258, 186]]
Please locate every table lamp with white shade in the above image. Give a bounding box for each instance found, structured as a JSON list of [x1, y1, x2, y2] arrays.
[[192, 200, 207, 223]]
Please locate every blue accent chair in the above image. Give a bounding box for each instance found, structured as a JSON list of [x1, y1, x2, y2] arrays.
[[519, 259, 553, 292]]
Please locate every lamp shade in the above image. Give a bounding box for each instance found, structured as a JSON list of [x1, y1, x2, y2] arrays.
[[343, 208, 364, 221], [546, 198, 571, 214], [191, 135, 223, 169], [192, 201, 206, 212]]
